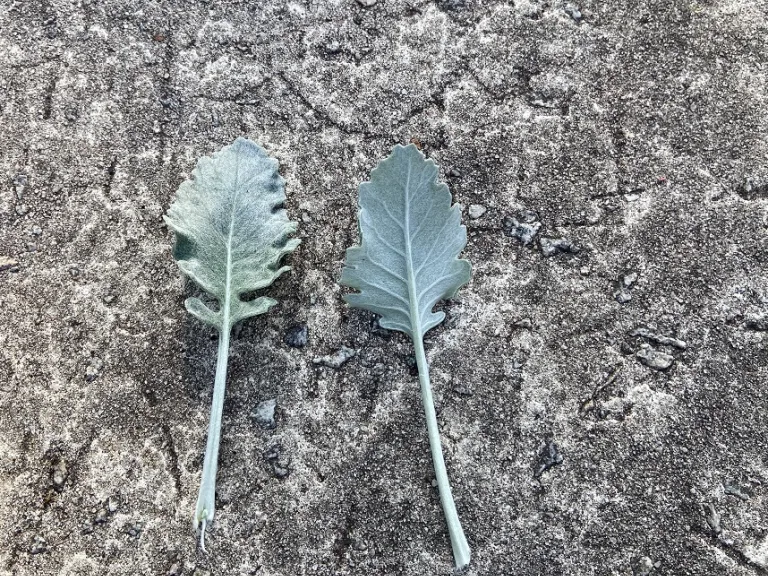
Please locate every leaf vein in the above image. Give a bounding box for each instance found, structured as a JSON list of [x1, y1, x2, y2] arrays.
[[413, 216, 454, 277], [366, 223, 406, 258]]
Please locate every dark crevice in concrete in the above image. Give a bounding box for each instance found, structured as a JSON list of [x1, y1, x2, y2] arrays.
[[333, 502, 358, 568], [42, 76, 57, 120], [156, 22, 177, 161], [66, 430, 97, 498], [102, 157, 117, 196], [277, 71, 362, 136], [162, 423, 183, 498], [696, 527, 768, 576], [579, 364, 623, 417]]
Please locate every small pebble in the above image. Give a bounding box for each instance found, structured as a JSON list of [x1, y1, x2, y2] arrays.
[[745, 314, 768, 331], [29, 535, 47, 554], [453, 383, 473, 396], [623, 271, 639, 287], [253, 511, 267, 532], [326, 40, 341, 53], [253, 399, 277, 429], [313, 345, 356, 369], [502, 211, 541, 246], [632, 556, 654, 576], [564, 2, 582, 22], [264, 445, 290, 478], [85, 357, 104, 382], [737, 179, 768, 200], [724, 481, 749, 501], [513, 318, 533, 330], [273, 463, 290, 479], [630, 327, 687, 350], [468, 204, 486, 219], [636, 346, 674, 371], [614, 287, 632, 304], [14, 174, 27, 199], [534, 440, 563, 478], [51, 459, 68, 488], [94, 508, 108, 524], [353, 539, 367, 551], [356, 0, 376, 6], [284, 323, 309, 348], [704, 503, 721, 534], [539, 237, 580, 257], [0, 256, 18, 272], [264, 445, 281, 461]]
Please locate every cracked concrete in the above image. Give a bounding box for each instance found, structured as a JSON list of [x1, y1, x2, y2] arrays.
[[1, 0, 768, 575]]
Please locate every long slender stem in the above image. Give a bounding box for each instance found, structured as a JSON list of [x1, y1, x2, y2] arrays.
[[413, 334, 471, 569], [194, 326, 231, 550]]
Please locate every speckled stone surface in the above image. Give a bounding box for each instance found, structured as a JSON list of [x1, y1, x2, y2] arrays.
[[1, 1, 767, 575]]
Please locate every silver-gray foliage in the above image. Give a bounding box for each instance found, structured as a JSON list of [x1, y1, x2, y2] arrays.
[[341, 144, 472, 568], [164, 137, 299, 550], [165, 137, 300, 330], [341, 145, 471, 337]]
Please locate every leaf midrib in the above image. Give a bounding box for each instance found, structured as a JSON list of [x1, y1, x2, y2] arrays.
[[222, 156, 242, 332], [403, 159, 423, 339]]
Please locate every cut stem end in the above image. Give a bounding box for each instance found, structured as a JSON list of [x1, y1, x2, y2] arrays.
[[198, 518, 208, 554]]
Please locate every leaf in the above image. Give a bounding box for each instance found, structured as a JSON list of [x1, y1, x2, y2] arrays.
[[163, 137, 299, 550], [340, 144, 471, 337], [164, 137, 300, 331], [340, 144, 472, 569]]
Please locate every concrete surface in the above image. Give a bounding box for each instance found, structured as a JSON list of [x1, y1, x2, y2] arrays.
[[1, 0, 767, 575]]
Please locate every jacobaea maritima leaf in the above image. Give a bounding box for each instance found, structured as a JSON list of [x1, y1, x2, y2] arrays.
[[341, 144, 471, 337], [164, 137, 299, 550], [165, 137, 300, 330], [340, 144, 472, 568]]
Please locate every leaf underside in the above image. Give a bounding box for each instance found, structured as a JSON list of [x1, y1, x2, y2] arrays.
[[340, 144, 471, 337], [164, 137, 300, 330]]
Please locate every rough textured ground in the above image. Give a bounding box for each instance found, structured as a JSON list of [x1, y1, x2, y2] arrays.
[[2, 0, 768, 575]]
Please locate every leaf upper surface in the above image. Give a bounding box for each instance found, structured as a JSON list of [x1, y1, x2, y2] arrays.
[[164, 137, 300, 330], [341, 144, 471, 337]]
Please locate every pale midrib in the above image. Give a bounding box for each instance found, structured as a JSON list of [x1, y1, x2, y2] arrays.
[[222, 159, 242, 331], [402, 160, 422, 338]]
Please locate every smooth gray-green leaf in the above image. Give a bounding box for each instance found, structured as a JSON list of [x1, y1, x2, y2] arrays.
[[164, 137, 300, 330], [340, 144, 471, 337], [340, 144, 473, 568]]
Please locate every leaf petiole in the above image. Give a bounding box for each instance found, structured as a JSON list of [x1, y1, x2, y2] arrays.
[[413, 333, 471, 569], [194, 324, 231, 550]]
